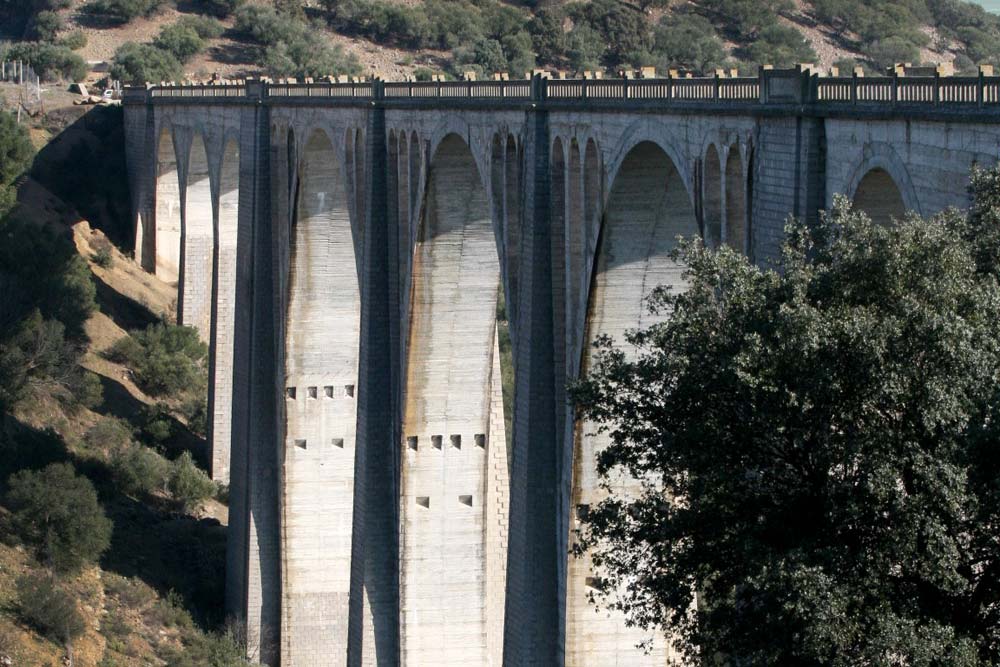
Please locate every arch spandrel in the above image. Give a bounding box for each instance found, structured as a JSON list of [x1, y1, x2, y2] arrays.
[[567, 140, 697, 666], [841, 142, 920, 219]]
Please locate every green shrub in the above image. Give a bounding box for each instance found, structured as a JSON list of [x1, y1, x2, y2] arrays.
[[0, 312, 92, 411], [168, 451, 215, 512], [110, 42, 183, 84], [108, 322, 207, 397], [566, 25, 604, 72], [653, 13, 728, 75], [5, 463, 113, 573], [4, 42, 87, 81], [745, 23, 817, 67], [85, 0, 162, 24], [139, 403, 175, 444], [194, 0, 242, 17], [180, 395, 207, 435], [16, 574, 86, 645], [703, 0, 793, 35], [159, 623, 261, 667], [864, 35, 921, 70], [413, 66, 433, 81], [112, 444, 170, 497], [103, 573, 157, 609], [527, 9, 565, 65], [0, 109, 34, 186], [154, 23, 206, 63], [235, 5, 361, 78], [58, 29, 88, 51], [85, 416, 134, 452], [32, 10, 64, 41], [177, 14, 224, 38]]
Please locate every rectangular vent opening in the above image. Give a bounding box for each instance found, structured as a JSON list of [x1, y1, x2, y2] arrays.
[[307, 386, 318, 399], [332, 438, 344, 448], [459, 495, 473, 506], [416, 496, 430, 509], [431, 435, 443, 449], [294, 439, 307, 449], [407, 436, 418, 451], [323, 386, 334, 398], [345, 384, 355, 398], [474, 433, 486, 448], [450, 434, 461, 449], [286, 387, 296, 400], [576, 504, 590, 521]]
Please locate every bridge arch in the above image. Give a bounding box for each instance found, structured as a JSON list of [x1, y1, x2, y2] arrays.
[[280, 128, 361, 665], [400, 132, 509, 666], [154, 128, 181, 282], [180, 132, 214, 339], [843, 143, 920, 225], [725, 142, 748, 252], [567, 140, 697, 666], [852, 168, 907, 226], [703, 143, 723, 248], [208, 137, 239, 482]]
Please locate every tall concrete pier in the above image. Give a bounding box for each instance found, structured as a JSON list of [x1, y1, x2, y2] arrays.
[[123, 66, 1000, 665]]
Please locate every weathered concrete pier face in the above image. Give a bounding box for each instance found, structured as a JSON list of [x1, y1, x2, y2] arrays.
[[123, 67, 1000, 665]]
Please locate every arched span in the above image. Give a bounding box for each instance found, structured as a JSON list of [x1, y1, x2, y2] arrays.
[[842, 143, 920, 219], [180, 132, 213, 340], [852, 168, 907, 227], [208, 138, 239, 483], [400, 133, 509, 667], [280, 129, 361, 666], [725, 144, 747, 252], [566, 140, 697, 666], [154, 128, 181, 283], [703, 143, 722, 248]]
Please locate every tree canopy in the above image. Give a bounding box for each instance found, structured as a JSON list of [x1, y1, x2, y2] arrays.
[[571, 168, 1000, 665]]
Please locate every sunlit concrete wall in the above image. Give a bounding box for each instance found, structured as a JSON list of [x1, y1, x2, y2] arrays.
[[399, 133, 503, 666], [279, 129, 362, 666], [181, 133, 214, 339]]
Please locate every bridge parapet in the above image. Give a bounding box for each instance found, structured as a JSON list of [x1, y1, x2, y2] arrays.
[[125, 65, 1000, 112]]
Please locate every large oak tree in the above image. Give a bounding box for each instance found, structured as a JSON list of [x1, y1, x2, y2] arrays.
[[571, 168, 1000, 665]]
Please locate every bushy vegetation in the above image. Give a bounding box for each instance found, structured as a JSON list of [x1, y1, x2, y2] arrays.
[[234, 4, 361, 78], [572, 164, 1000, 664], [84, 0, 163, 25], [168, 451, 216, 511], [4, 41, 87, 82], [109, 322, 207, 397], [16, 574, 86, 645], [110, 41, 183, 84], [6, 463, 113, 573]]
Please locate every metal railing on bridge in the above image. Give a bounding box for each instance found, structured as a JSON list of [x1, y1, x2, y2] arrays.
[[126, 64, 1000, 110]]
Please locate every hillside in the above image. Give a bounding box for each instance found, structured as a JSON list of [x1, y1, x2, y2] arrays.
[[0, 99, 257, 666], [3, 0, 1000, 88]]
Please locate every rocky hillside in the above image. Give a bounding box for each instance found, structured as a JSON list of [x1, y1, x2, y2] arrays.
[[0, 95, 260, 666], [2, 0, 1000, 87]]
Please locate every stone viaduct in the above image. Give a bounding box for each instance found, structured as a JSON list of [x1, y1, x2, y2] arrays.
[[123, 65, 1000, 666]]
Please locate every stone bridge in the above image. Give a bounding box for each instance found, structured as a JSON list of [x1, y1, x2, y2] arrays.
[[122, 66, 1000, 666]]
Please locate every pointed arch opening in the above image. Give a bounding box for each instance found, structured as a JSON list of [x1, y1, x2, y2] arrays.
[[400, 133, 508, 666], [725, 145, 747, 253], [853, 167, 906, 227], [280, 128, 361, 664], [208, 138, 239, 483], [567, 140, 697, 666], [181, 133, 213, 339], [703, 143, 722, 248], [154, 129, 181, 283]]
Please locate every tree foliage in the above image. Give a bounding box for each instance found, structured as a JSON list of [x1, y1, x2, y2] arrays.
[[571, 168, 1000, 665], [6, 463, 113, 573], [108, 322, 207, 398], [110, 42, 183, 84]]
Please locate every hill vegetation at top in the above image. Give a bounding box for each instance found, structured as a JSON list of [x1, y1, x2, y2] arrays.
[[2, 0, 1000, 85]]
